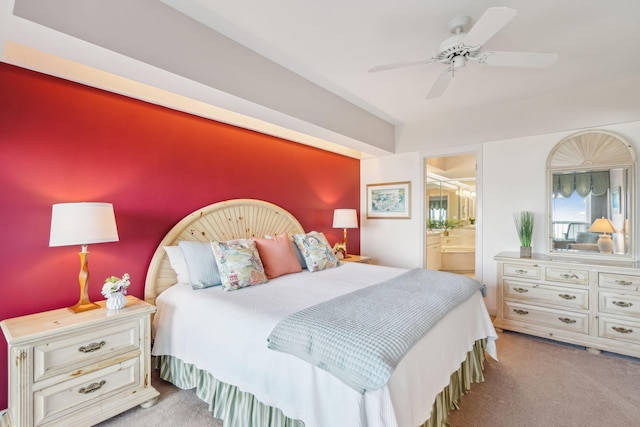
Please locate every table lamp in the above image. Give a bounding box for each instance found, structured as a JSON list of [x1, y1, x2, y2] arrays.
[[49, 202, 119, 313], [333, 209, 358, 258], [589, 217, 616, 254]]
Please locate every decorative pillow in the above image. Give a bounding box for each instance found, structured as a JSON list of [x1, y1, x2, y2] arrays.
[[211, 239, 268, 291], [178, 241, 222, 289], [163, 246, 190, 285], [252, 233, 302, 279], [291, 241, 308, 269], [292, 231, 340, 272]]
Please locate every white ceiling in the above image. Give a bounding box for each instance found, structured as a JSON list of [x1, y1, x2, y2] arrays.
[[161, 0, 640, 122], [3, 0, 640, 156]]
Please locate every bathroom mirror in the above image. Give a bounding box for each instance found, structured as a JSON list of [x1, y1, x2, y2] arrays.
[[547, 130, 636, 260]]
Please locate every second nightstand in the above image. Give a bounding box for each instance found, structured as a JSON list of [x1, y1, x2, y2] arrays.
[[1, 296, 159, 427], [340, 255, 372, 264]]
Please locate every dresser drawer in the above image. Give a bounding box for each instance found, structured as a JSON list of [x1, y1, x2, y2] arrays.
[[504, 280, 588, 310], [34, 357, 139, 426], [599, 292, 640, 318], [34, 320, 140, 383], [545, 267, 589, 285], [599, 316, 640, 345], [599, 272, 640, 291], [503, 301, 588, 334], [503, 263, 541, 280]]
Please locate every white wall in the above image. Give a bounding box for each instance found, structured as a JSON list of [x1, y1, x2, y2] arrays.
[[361, 121, 640, 315], [360, 152, 423, 268]]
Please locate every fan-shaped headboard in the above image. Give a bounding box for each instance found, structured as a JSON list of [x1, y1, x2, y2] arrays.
[[144, 199, 305, 305]]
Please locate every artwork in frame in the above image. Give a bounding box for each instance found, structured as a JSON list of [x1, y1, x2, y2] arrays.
[[611, 186, 621, 214], [366, 181, 411, 219]]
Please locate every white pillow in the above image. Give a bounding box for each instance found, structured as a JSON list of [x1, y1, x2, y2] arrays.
[[163, 246, 190, 285]]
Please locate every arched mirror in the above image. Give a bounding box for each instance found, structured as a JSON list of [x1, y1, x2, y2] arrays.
[[547, 130, 636, 260]]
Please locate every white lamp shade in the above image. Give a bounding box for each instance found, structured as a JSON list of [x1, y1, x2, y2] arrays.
[[589, 217, 616, 234], [50, 202, 119, 247], [333, 209, 358, 229]]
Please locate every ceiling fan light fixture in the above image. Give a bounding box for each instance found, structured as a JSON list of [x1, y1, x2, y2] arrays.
[[452, 55, 466, 70]]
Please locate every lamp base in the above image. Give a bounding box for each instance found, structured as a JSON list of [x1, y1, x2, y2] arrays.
[[68, 301, 101, 313], [597, 234, 613, 254]]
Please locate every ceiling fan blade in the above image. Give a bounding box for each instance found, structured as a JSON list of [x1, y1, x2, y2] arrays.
[[426, 68, 453, 99], [463, 7, 517, 47], [482, 51, 559, 68], [368, 58, 437, 73]]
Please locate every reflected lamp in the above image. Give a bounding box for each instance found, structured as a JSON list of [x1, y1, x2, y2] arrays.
[[333, 209, 358, 258], [49, 202, 119, 313], [589, 217, 616, 254]]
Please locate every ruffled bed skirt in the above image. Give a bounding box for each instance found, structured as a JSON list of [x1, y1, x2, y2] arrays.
[[156, 338, 487, 427]]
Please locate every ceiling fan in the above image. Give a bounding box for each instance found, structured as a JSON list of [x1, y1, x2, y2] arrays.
[[369, 7, 559, 99]]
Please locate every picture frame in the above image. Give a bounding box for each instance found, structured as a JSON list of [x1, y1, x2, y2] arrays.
[[366, 181, 411, 219], [611, 186, 621, 214]]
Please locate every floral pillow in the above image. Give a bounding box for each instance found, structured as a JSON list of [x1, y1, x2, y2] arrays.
[[211, 239, 268, 291], [292, 231, 340, 272]]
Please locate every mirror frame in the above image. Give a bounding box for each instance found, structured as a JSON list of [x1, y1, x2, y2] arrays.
[[546, 130, 637, 261]]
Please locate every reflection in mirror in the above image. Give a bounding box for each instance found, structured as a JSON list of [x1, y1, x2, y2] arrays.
[[547, 131, 636, 259], [425, 153, 477, 276]]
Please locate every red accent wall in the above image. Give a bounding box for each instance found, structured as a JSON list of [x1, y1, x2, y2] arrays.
[[0, 63, 360, 407]]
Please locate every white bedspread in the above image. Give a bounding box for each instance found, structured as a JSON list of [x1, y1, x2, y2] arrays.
[[152, 263, 498, 427]]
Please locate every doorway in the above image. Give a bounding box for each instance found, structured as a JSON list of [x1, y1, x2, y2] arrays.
[[425, 153, 477, 278]]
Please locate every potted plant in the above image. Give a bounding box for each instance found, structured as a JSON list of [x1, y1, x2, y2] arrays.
[[514, 211, 534, 257], [441, 218, 459, 236]]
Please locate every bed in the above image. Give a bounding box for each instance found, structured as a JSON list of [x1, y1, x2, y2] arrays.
[[145, 199, 498, 427]]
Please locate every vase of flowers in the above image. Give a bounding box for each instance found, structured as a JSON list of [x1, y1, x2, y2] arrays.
[[102, 273, 130, 310]]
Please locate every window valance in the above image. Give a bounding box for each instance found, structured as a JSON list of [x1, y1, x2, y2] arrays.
[[552, 171, 610, 198]]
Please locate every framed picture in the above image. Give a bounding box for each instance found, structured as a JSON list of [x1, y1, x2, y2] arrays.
[[611, 186, 621, 214], [366, 181, 411, 219]]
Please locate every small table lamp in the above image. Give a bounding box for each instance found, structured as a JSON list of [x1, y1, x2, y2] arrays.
[[50, 202, 119, 313], [333, 209, 358, 258], [589, 217, 616, 254]]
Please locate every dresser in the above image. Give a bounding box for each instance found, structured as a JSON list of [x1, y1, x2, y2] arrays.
[[494, 252, 640, 358], [1, 296, 159, 426]]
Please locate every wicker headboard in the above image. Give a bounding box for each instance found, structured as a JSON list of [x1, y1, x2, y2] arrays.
[[144, 199, 305, 305]]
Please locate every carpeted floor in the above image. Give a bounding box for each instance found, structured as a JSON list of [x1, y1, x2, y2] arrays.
[[98, 330, 640, 426]]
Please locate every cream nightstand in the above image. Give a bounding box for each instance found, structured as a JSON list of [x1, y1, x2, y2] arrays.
[[341, 255, 372, 264], [0, 296, 159, 427]]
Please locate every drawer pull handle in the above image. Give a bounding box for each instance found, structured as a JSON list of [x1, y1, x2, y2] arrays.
[[560, 273, 579, 280], [78, 380, 106, 394], [558, 294, 576, 300], [612, 326, 633, 334], [513, 309, 529, 315], [558, 317, 576, 324], [612, 301, 633, 308], [79, 341, 106, 353], [513, 287, 529, 293], [515, 269, 528, 275], [614, 280, 632, 286]]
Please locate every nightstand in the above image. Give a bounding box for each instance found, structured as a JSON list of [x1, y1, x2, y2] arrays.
[[0, 296, 159, 427], [341, 255, 372, 264]]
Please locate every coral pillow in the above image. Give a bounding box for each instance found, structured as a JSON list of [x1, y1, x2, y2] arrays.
[[253, 233, 303, 279]]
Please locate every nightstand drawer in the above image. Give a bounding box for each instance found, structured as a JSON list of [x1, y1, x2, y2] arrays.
[[599, 272, 640, 291], [502, 263, 541, 280], [34, 357, 139, 426], [545, 267, 589, 285], [34, 319, 140, 383], [599, 292, 640, 318], [503, 301, 588, 334], [599, 316, 640, 345], [503, 280, 588, 310]]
